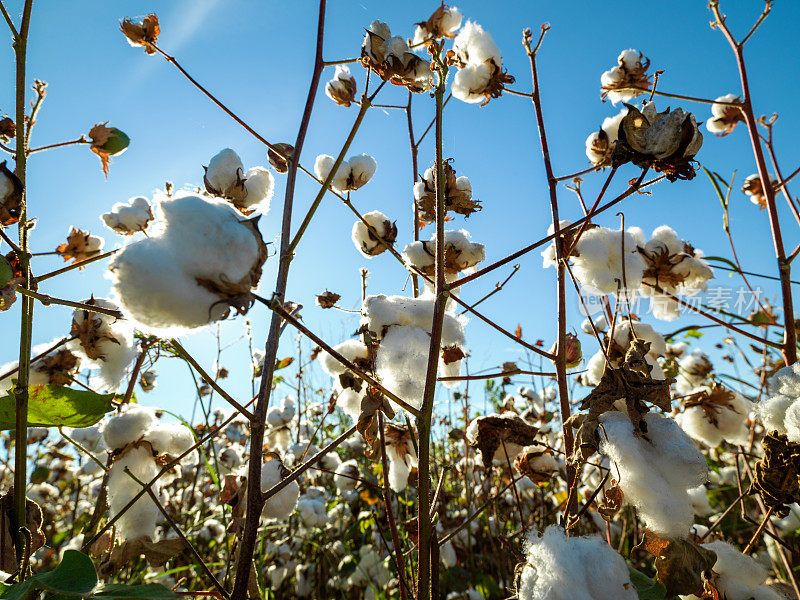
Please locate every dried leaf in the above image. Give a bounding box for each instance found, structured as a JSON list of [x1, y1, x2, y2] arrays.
[[357, 390, 396, 456], [514, 324, 522, 339], [120, 14, 160, 54], [467, 414, 539, 470], [315, 291, 341, 309], [598, 480, 624, 521], [635, 529, 717, 598], [274, 357, 294, 370], [0, 487, 45, 572]]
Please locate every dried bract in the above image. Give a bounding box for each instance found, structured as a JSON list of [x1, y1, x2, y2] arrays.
[[325, 65, 358, 107], [361, 21, 432, 93], [120, 14, 160, 54], [414, 162, 479, 221]]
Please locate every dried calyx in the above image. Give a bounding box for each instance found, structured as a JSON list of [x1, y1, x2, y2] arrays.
[[415, 161, 479, 222], [613, 102, 703, 181], [120, 14, 160, 54]]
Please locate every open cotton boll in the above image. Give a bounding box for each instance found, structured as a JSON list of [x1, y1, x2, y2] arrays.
[[239, 167, 274, 213], [65, 424, 106, 452], [335, 386, 366, 422], [412, 4, 462, 45], [599, 412, 707, 538], [143, 422, 195, 456], [453, 21, 501, 67], [678, 385, 752, 447], [639, 226, 713, 320], [260, 458, 300, 520], [706, 94, 742, 135], [600, 49, 650, 105], [376, 325, 430, 411], [205, 148, 244, 194], [318, 339, 369, 378], [107, 445, 162, 541], [69, 298, 138, 392], [540, 220, 572, 268], [767, 361, 800, 398], [518, 525, 638, 600], [197, 518, 226, 543], [313, 154, 377, 193], [675, 350, 713, 395], [545, 225, 645, 295], [102, 405, 156, 450], [687, 484, 715, 517], [334, 459, 360, 493], [362, 294, 465, 343], [402, 229, 485, 281], [680, 541, 782, 600], [0, 339, 81, 395], [452, 63, 494, 104], [108, 193, 266, 336], [585, 108, 628, 166], [266, 395, 296, 427], [351, 210, 397, 258], [102, 196, 153, 235]]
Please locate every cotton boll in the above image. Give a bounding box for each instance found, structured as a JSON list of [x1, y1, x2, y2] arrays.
[[688, 484, 715, 517], [412, 5, 462, 45], [336, 386, 366, 422], [240, 167, 274, 213], [351, 211, 397, 258], [260, 459, 300, 520], [706, 94, 742, 135], [318, 339, 369, 378], [785, 399, 800, 442], [375, 325, 430, 411], [362, 294, 465, 345], [107, 445, 162, 541], [205, 149, 244, 194], [218, 447, 243, 474], [66, 424, 106, 452], [143, 422, 195, 456], [453, 21, 501, 68], [101, 196, 153, 235], [693, 541, 782, 600], [334, 459, 360, 493], [599, 412, 707, 538], [266, 396, 296, 427], [451, 63, 493, 104], [402, 229, 485, 281], [103, 405, 156, 450], [69, 298, 138, 392], [196, 518, 226, 543], [678, 385, 752, 447], [440, 540, 457, 568], [108, 193, 265, 335], [518, 525, 637, 600], [325, 64, 357, 107], [545, 225, 645, 296], [675, 350, 713, 395], [314, 154, 377, 193], [297, 490, 328, 528]]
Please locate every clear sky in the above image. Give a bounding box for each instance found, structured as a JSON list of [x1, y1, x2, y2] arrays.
[[2, 0, 799, 420]]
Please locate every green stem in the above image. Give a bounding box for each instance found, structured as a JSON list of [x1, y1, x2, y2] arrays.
[[12, 0, 34, 565]]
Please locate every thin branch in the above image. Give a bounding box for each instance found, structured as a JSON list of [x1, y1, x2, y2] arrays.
[[15, 286, 123, 317]]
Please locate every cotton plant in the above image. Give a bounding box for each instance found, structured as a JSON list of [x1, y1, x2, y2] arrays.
[[676, 383, 753, 447], [599, 411, 708, 538], [600, 48, 651, 104], [517, 526, 638, 600], [103, 405, 195, 542], [203, 148, 274, 215], [69, 298, 138, 392], [101, 196, 154, 235], [314, 153, 377, 194], [451, 21, 514, 105], [108, 192, 267, 335], [585, 108, 627, 167], [542, 222, 645, 296], [351, 210, 398, 258], [637, 225, 714, 320]]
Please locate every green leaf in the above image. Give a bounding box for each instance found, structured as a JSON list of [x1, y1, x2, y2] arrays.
[[0, 385, 116, 430], [683, 329, 704, 339], [1, 550, 98, 600], [274, 357, 294, 370], [93, 584, 180, 600], [627, 566, 671, 600]]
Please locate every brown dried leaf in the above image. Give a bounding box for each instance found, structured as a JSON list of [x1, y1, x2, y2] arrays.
[[467, 414, 539, 470], [0, 488, 46, 572], [635, 529, 717, 598], [598, 480, 624, 521], [120, 14, 160, 54], [0, 161, 22, 226], [357, 390, 396, 456], [316, 290, 341, 309]]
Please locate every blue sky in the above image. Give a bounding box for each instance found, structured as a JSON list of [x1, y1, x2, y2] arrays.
[[1, 0, 799, 420]]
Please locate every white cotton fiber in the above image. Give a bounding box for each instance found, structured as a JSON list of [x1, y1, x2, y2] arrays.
[[453, 21, 501, 67], [108, 193, 264, 335], [103, 405, 156, 450], [144, 422, 195, 456], [351, 210, 394, 258], [759, 362, 800, 439], [260, 459, 300, 520], [102, 196, 153, 235], [206, 148, 244, 193], [599, 412, 707, 538], [314, 153, 377, 193], [678, 386, 752, 447], [376, 325, 430, 411], [241, 166, 274, 212], [334, 459, 360, 493], [318, 339, 369, 378], [107, 445, 162, 541], [451, 63, 493, 104], [518, 525, 637, 600]]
